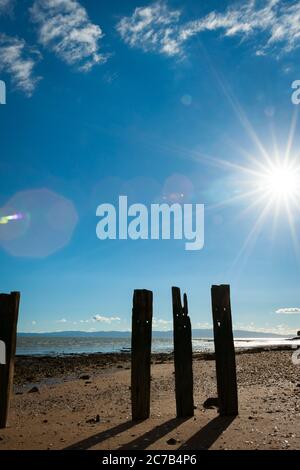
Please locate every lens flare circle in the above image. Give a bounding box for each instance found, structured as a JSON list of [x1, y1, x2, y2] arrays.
[[0, 189, 78, 258]]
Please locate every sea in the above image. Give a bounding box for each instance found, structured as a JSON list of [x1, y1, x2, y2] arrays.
[[16, 335, 300, 356]]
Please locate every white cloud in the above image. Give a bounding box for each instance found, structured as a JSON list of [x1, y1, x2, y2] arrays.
[[93, 315, 121, 324], [0, 34, 41, 95], [152, 317, 172, 329], [276, 307, 300, 314], [195, 322, 212, 329], [56, 318, 67, 323], [179, 1, 274, 42], [116, 1, 183, 56], [179, 0, 300, 55], [117, 1, 300, 58], [30, 0, 106, 71], [32, 320, 37, 325]]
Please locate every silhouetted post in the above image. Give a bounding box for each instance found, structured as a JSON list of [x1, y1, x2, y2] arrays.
[[211, 284, 238, 416], [172, 287, 194, 418], [131, 289, 153, 420], [0, 291, 20, 428]]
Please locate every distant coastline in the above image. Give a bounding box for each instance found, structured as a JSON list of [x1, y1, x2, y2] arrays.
[[17, 329, 288, 338]]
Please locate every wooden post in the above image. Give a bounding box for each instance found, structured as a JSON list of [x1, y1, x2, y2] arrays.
[[131, 289, 153, 420], [211, 284, 238, 416], [172, 287, 194, 418], [0, 291, 20, 428]]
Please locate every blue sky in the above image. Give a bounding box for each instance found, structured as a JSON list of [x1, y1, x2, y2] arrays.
[[1, 0, 300, 334]]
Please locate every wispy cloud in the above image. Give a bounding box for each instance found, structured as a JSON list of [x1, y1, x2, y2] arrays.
[[0, 34, 41, 95], [30, 0, 106, 71], [276, 307, 300, 314], [179, 0, 300, 56], [117, 0, 300, 58], [93, 315, 121, 324], [116, 1, 183, 56], [0, 0, 13, 14]]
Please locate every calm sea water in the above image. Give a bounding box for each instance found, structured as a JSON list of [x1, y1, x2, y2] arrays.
[[16, 335, 300, 356]]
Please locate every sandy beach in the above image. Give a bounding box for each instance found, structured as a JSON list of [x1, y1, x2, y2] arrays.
[[0, 348, 299, 450]]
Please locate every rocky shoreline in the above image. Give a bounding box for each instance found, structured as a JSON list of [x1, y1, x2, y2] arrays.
[[14, 344, 296, 387]]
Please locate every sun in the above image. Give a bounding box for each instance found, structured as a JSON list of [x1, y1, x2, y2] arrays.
[[257, 162, 300, 202]]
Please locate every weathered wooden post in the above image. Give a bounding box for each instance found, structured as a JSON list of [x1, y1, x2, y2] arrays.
[[131, 289, 153, 420], [211, 284, 238, 416], [0, 291, 20, 428], [172, 287, 194, 418]]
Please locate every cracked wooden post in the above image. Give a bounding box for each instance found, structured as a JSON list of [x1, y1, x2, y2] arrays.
[[211, 284, 238, 416], [172, 287, 194, 418], [0, 291, 20, 428], [131, 289, 153, 420]]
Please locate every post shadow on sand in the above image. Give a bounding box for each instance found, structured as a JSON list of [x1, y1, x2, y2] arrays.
[[118, 417, 190, 450], [64, 418, 188, 451], [64, 415, 235, 450], [178, 415, 236, 450], [64, 421, 137, 450]]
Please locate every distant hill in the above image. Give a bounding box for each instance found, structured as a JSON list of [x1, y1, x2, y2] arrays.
[[18, 329, 287, 338]]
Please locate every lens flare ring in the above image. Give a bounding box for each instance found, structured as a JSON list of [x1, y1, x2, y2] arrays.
[[0, 213, 24, 225]]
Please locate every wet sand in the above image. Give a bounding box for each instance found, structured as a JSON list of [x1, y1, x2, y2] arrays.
[[0, 349, 299, 450]]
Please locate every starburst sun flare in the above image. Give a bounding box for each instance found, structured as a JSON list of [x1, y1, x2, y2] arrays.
[[223, 153, 300, 263], [256, 161, 300, 204]]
